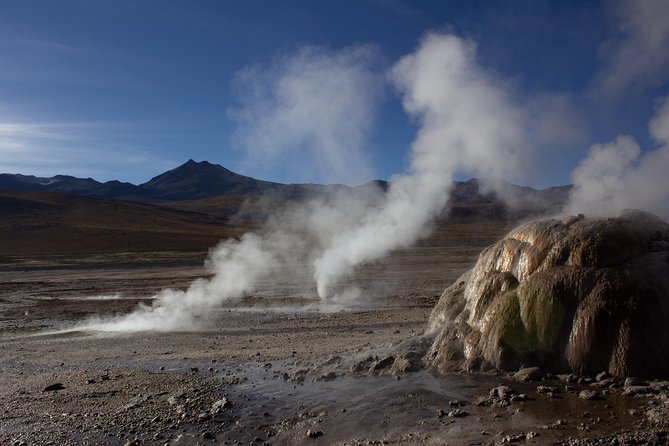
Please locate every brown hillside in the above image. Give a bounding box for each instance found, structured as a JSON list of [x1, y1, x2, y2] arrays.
[[0, 191, 244, 255]]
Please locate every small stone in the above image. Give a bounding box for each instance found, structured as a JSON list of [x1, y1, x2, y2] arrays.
[[596, 371, 611, 382], [212, 397, 232, 413], [85, 379, 96, 384], [448, 409, 468, 417], [43, 383, 65, 391], [537, 385, 561, 395], [448, 399, 461, 407], [370, 356, 395, 371], [558, 374, 578, 383], [624, 377, 647, 387], [306, 429, 323, 438], [513, 366, 544, 382], [578, 390, 601, 401], [198, 412, 211, 421], [437, 409, 446, 418], [622, 386, 657, 397]]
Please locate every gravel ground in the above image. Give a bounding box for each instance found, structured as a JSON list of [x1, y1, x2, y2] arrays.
[[1, 248, 668, 445]]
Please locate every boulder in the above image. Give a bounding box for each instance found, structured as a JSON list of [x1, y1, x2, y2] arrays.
[[425, 210, 669, 379]]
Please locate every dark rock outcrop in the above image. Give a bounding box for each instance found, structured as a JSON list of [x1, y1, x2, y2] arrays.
[[426, 210, 669, 378]]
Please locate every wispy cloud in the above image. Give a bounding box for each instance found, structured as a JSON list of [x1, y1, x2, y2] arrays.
[[590, 0, 669, 98], [0, 120, 173, 181], [7, 36, 149, 64]]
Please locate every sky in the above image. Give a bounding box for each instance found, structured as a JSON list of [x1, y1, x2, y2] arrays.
[[0, 0, 668, 187]]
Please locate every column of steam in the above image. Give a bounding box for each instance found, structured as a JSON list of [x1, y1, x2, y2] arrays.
[[314, 33, 531, 299]]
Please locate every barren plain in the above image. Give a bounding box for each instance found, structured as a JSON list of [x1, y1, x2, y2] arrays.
[[2, 228, 668, 445]]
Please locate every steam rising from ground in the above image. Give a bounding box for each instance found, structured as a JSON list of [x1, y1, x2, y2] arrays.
[[229, 45, 383, 185], [87, 33, 533, 332], [314, 34, 531, 297], [566, 95, 669, 220], [85, 20, 669, 332]]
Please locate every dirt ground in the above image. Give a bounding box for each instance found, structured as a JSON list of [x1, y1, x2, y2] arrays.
[[1, 248, 668, 445]]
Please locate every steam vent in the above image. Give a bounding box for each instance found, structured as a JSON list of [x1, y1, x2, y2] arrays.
[[426, 210, 669, 379]]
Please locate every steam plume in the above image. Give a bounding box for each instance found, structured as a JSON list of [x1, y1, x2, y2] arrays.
[[86, 33, 534, 331], [566, 95, 669, 220], [591, 0, 669, 98], [314, 33, 532, 297], [229, 45, 383, 185]]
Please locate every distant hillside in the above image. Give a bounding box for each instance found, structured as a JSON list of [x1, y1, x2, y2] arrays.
[[0, 161, 573, 255], [0, 190, 243, 255], [0, 160, 571, 214]]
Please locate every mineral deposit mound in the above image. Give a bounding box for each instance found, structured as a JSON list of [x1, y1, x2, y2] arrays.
[[426, 210, 669, 379]]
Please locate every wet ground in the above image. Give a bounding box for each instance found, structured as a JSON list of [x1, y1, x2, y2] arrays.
[[1, 248, 667, 445]]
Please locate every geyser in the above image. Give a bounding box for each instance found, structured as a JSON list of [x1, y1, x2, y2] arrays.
[[84, 32, 536, 332], [425, 210, 669, 378]]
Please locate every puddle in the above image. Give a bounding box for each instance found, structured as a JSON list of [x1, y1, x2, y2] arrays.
[[205, 362, 650, 445]]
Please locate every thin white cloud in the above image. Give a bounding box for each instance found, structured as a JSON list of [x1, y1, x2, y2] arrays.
[[0, 120, 173, 181], [591, 0, 669, 98], [229, 45, 385, 185]]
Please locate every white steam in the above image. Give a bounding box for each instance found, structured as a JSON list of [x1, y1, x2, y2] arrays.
[[566, 95, 669, 219], [85, 33, 534, 332], [229, 45, 384, 185], [591, 0, 669, 98], [313, 33, 532, 297]]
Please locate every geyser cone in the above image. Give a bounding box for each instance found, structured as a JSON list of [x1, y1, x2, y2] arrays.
[[425, 210, 669, 379]]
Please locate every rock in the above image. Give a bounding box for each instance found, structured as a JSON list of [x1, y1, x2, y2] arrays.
[[211, 397, 232, 413], [596, 371, 611, 382], [578, 390, 601, 400], [448, 399, 461, 407], [483, 385, 526, 406], [43, 383, 65, 391], [306, 430, 323, 438], [197, 412, 211, 421], [370, 356, 395, 371], [316, 371, 337, 381], [650, 380, 669, 391], [437, 409, 446, 418], [490, 385, 513, 400], [390, 357, 414, 373], [448, 409, 468, 417], [513, 366, 544, 382], [536, 385, 561, 395], [622, 386, 658, 397], [425, 211, 669, 379], [558, 374, 578, 383], [624, 377, 648, 387]]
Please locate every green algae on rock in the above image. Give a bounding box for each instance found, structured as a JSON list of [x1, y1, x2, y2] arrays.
[[426, 210, 669, 378]]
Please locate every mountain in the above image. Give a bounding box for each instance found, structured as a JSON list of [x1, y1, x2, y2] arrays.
[[0, 173, 153, 201], [0, 162, 574, 256], [139, 159, 285, 200], [0, 160, 572, 213]]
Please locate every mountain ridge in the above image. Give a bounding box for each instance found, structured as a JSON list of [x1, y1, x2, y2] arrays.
[[0, 159, 571, 208]]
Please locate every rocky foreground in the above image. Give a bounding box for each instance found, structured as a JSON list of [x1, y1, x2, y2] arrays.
[[2, 222, 669, 445]]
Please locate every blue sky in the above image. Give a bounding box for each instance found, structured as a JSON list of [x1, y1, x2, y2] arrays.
[[1, 0, 668, 187]]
